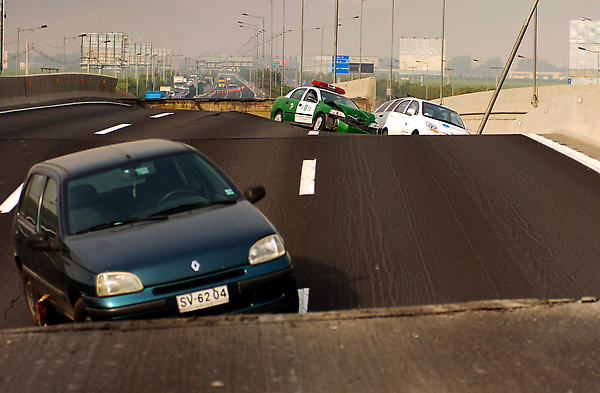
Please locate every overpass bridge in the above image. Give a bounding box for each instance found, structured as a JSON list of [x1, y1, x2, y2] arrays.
[[1, 74, 600, 392]]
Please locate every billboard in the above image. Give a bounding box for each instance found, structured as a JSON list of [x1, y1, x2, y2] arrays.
[[569, 20, 600, 84], [398, 37, 443, 74]]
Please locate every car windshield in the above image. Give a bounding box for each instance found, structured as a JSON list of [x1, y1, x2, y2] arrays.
[[66, 152, 239, 235], [422, 102, 466, 129], [320, 90, 360, 110]]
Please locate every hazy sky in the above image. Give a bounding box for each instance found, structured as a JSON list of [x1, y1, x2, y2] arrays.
[[4, 0, 599, 68]]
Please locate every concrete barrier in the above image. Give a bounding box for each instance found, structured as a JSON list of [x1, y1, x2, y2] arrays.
[[501, 85, 600, 146], [136, 96, 374, 119], [437, 85, 573, 134], [0, 73, 118, 110]]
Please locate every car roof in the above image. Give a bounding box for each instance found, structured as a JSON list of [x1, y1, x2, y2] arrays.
[[38, 139, 194, 179]]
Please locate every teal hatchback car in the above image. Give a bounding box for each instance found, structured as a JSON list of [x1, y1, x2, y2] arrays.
[[271, 80, 379, 134], [12, 139, 298, 324]]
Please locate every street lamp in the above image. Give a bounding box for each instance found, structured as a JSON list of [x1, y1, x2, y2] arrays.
[[16, 24, 47, 76], [473, 58, 489, 90], [243, 12, 265, 92], [63, 33, 86, 72], [389, 0, 395, 100], [578, 46, 600, 84], [239, 21, 260, 90], [416, 59, 429, 100], [490, 66, 503, 90], [359, 0, 365, 80]]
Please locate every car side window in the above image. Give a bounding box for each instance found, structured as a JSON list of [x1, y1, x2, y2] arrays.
[[19, 174, 47, 228], [304, 89, 318, 103], [407, 100, 419, 116], [394, 100, 410, 114], [290, 88, 306, 100], [39, 178, 59, 237]]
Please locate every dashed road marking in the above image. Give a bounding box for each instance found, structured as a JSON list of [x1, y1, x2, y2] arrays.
[[308, 130, 320, 136], [299, 159, 317, 195], [94, 123, 132, 135], [298, 288, 310, 314], [150, 113, 174, 119], [0, 184, 23, 213]]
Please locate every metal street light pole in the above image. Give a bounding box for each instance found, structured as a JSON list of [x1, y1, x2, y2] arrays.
[[333, 0, 339, 83], [440, 0, 446, 104], [416, 60, 428, 100], [243, 12, 265, 94], [300, 0, 304, 85], [473, 58, 489, 90], [282, 0, 286, 95], [17, 24, 47, 76], [64, 33, 86, 72], [579, 46, 600, 84], [389, 0, 395, 100], [359, 0, 365, 80]]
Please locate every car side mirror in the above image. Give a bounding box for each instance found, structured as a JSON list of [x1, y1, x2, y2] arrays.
[[244, 186, 266, 204], [406, 108, 416, 116], [26, 231, 61, 251]]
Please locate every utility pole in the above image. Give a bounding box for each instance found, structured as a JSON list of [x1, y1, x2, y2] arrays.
[[0, 0, 4, 74], [477, 0, 539, 134]]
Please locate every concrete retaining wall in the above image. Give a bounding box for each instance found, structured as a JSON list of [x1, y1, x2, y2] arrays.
[[139, 97, 373, 119], [437, 85, 573, 134], [501, 85, 600, 146], [0, 73, 118, 110]]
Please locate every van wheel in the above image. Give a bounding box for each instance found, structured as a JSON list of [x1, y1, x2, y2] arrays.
[[382, 128, 388, 135], [411, 130, 419, 135]]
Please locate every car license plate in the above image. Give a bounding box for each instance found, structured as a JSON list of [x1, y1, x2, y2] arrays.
[[176, 285, 229, 313]]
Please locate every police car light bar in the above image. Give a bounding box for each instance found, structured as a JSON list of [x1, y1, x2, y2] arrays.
[[311, 80, 345, 95]]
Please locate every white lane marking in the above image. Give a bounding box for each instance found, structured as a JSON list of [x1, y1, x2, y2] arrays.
[[299, 159, 317, 195], [0, 184, 23, 213], [298, 288, 310, 314], [94, 123, 131, 135], [526, 134, 600, 175], [308, 130, 320, 136], [150, 112, 174, 119]]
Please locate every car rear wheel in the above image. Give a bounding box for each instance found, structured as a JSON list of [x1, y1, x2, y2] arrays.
[[313, 113, 326, 131], [273, 110, 283, 122]]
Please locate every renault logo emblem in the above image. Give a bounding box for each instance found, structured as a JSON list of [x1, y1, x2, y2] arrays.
[[191, 260, 200, 272]]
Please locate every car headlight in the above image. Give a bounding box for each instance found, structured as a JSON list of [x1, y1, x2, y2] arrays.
[[426, 122, 441, 133], [97, 272, 144, 297], [249, 234, 286, 265], [329, 109, 345, 118]]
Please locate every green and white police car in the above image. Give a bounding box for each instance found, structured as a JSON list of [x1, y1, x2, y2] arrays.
[[270, 80, 379, 134]]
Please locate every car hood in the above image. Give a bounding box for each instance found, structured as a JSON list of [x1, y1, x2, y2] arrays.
[[338, 105, 375, 125], [64, 201, 279, 287]]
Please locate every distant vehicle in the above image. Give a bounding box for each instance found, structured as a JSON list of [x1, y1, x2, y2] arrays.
[[378, 98, 469, 135], [270, 80, 379, 134], [12, 139, 298, 324]]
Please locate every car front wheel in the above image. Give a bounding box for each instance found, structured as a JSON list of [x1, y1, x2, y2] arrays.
[[73, 298, 91, 323], [21, 271, 40, 325], [313, 113, 326, 131]]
